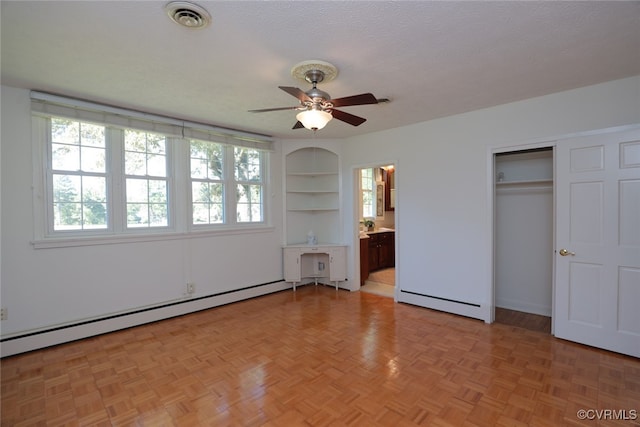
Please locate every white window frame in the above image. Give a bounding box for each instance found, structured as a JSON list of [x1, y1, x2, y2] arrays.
[[41, 119, 176, 237], [31, 92, 274, 248], [361, 167, 375, 220], [47, 117, 110, 233], [189, 139, 227, 227], [123, 129, 172, 230], [188, 141, 266, 228], [232, 146, 265, 225]]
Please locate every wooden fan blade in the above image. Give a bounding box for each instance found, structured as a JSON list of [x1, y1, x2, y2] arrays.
[[292, 121, 305, 129], [331, 109, 367, 126], [279, 86, 312, 103], [330, 93, 378, 108], [248, 106, 300, 113]]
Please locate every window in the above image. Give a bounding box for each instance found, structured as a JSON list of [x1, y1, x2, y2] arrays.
[[48, 119, 173, 233], [33, 92, 272, 245], [190, 140, 224, 225], [234, 147, 263, 223], [124, 130, 169, 228], [50, 118, 108, 231], [189, 140, 264, 226], [38, 114, 270, 244], [361, 168, 375, 219]]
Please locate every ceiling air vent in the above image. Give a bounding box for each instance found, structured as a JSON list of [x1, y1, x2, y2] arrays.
[[165, 2, 211, 29]]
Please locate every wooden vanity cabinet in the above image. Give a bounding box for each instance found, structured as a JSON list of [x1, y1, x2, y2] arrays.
[[367, 231, 395, 272]]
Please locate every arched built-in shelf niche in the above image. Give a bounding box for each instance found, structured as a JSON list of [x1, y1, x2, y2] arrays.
[[285, 147, 341, 245]]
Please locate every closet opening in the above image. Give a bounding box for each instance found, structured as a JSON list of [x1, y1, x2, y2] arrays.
[[493, 147, 553, 333]]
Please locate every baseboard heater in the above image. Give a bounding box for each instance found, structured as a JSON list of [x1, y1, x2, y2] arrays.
[[398, 289, 490, 323], [400, 289, 481, 307], [1, 279, 288, 357]]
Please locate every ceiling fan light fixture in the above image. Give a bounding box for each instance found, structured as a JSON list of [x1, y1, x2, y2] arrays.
[[249, 60, 375, 131], [296, 109, 332, 131]]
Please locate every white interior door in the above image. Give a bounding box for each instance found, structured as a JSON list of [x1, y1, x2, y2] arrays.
[[555, 127, 640, 357]]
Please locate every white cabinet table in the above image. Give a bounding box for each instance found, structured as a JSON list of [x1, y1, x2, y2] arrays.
[[283, 245, 347, 291]]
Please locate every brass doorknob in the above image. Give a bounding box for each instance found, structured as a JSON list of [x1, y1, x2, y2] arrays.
[[559, 249, 575, 256]]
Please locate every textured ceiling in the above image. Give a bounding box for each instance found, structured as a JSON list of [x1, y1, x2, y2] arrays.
[[2, 1, 639, 139]]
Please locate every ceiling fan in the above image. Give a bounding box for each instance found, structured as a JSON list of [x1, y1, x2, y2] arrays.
[[248, 60, 379, 131]]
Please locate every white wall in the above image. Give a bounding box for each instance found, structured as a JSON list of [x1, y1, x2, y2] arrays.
[[341, 76, 640, 321], [0, 86, 288, 355]]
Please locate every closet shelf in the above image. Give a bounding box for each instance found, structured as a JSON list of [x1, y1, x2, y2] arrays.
[[496, 179, 552, 186]]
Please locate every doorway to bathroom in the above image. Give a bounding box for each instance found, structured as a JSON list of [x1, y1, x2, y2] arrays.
[[357, 164, 396, 298]]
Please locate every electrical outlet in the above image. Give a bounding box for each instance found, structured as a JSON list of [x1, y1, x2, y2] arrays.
[[186, 283, 195, 294], [1, 308, 7, 321]]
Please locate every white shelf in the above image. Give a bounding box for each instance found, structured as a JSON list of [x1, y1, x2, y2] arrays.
[[286, 173, 338, 193], [496, 180, 552, 195], [285, 147, 341, 245], [496, 179, 552, 186]]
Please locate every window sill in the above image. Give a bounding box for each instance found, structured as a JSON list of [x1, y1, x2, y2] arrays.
[[31, 225, 276, 249]]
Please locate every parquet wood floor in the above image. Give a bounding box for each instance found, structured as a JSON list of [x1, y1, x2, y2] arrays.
[[495, 308, 552, 334], [2, 286, 639, 426]]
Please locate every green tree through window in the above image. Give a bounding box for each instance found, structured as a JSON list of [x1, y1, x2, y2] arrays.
[[190, 140, 225, 224], [43, 113, 268, 237], [50, 118, 107, 230], [124, 130, 168, 228], [235, 147, 263, 223]]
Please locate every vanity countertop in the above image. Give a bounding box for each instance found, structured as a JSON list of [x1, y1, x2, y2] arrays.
[[359, 227, 395, 238]]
